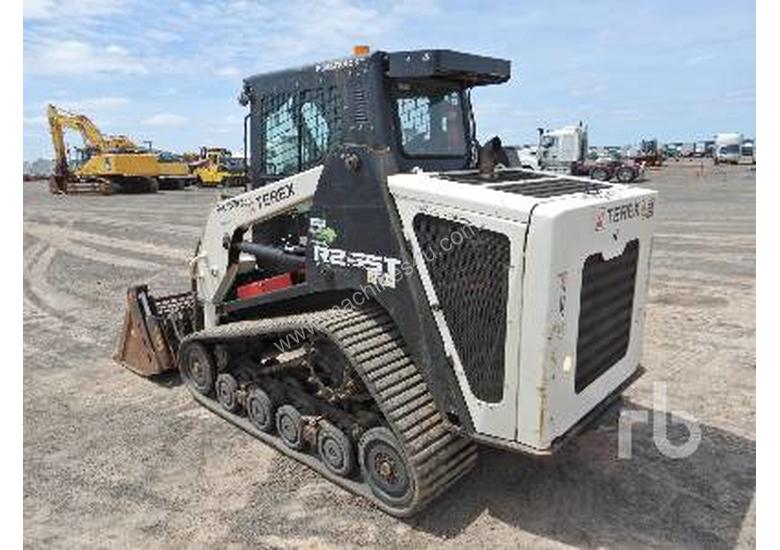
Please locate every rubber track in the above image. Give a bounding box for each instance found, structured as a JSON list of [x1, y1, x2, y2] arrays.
[[180, 306, 478, 517]]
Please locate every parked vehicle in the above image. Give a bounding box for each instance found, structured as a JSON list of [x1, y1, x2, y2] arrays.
[[503, 145, 539, 169], [114, 47, 658, 516], [714, 133, 743, 164], [740, 140, 755, 164], [534, 123, 643, 183]]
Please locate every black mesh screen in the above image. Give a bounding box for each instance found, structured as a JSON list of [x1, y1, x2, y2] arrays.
[[413, 214, 510, 403], [259, 87, 342, 176], [439, 172, 610, 198], [575, 239, 639, 393], [494, 179, 610, 198], [439, 170, 548, 184]]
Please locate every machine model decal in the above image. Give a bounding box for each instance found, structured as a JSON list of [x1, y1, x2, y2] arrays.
[[595, 197, 655, 232], [216, 183, 296, 214], [216, 195, 254, 213], [313, 244, 402, 289]]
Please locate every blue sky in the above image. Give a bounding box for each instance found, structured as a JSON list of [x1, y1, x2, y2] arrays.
[[23, 0, 755, 160]]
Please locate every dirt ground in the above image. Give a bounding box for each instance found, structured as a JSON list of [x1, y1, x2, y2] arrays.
[[23, 160, 755, 549]]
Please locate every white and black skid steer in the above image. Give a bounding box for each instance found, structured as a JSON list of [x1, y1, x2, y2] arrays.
[[115, 48, 658, 516]]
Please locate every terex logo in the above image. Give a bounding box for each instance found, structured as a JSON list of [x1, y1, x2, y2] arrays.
[[256, 182, 294, 209], [595, 197, 655, 232], [215, 182, 296, 214]]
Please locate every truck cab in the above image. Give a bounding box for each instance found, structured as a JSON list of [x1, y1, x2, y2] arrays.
[[741, 140, 755, 164], [714, 133, 744, 164], [537, 125, 587, 172]]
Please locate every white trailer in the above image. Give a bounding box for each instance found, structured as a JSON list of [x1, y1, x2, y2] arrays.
[[741, 140, 755, 164]]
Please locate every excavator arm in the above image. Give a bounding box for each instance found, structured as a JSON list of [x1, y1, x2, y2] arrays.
[[46, 104, 73, 192], [46, 104, 140, 153]]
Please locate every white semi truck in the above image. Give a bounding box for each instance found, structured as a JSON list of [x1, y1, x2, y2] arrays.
[[714, 133, 743, 164], [533, 124, 643, 183]]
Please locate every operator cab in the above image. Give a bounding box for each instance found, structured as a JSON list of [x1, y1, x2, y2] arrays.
[[241, 49, 510, 187]]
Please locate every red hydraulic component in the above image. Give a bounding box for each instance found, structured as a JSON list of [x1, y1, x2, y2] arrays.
[[237, 273, 295, 299]]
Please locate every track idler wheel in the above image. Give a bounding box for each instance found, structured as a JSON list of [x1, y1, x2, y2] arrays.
[[317, 421, 355, 477], [179, 342, 216, 396], [276, 404, 305, 450], [359, 427, 415, 507], [216, 373, 240, 413], [246, 386, 276, 432]]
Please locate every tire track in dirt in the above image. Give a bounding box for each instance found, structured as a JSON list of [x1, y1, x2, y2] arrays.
[[25, 222, 189, 264], [23, 241, 86, 322], [32, 208, 203, 240]]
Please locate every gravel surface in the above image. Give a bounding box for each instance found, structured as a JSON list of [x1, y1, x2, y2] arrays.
[[23, 161, 755, 548]]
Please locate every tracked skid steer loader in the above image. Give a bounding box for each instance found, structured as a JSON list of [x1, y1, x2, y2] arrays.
[[115, 48, 658, 516]]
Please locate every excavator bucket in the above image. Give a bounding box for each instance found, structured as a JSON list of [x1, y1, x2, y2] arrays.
[[114, 285, 200, 377]]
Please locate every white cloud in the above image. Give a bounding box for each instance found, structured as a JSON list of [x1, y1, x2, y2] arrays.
[[24, 0, 442, 80], [25, 39, 147, 75], [684, 53, 716, 66], [571, 83, 608, 98], [141, 114, 188, 127], [24, 0, 127, 20], [53, 96, 130, 112], [215, 66, 241, 78], [105, 44, 129, 56], [24, 116, 47, 126]]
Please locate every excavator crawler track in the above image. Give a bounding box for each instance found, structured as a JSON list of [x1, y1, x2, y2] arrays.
[[179, 306, 477, 517]]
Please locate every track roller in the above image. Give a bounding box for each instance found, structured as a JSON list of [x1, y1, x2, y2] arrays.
[[216, 373, 240, 413], [317, 420, 355, 477], [246, 386, 276, 432], [276, 404, 305, 450]]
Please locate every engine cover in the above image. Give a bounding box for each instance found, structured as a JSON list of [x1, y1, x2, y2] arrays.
[[389, 168, 657, 451]]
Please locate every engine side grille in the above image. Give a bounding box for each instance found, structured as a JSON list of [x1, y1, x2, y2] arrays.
[[575, 239, 639, 393], [413, 214, 510, 403]]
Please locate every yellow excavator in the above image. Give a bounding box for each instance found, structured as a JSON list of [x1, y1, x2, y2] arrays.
[[156, 151, 197, 190], [46, 104, 194, 194], [191, 147, 247, 187]]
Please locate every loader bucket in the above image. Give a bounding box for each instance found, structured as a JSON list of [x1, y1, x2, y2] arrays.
[[114, 285, 199, 377]]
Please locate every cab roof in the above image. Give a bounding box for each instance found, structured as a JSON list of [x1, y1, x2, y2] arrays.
[[243, 49, 510, 93]]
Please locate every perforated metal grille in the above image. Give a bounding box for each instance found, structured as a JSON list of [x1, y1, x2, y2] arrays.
[[261, 94, 297, 176], [496, 179, 610, 198], [398, 97, 432, 142], [439, 170, 548, 184], [576, 239, 639, 393], [396, 91, 465, 156], [350, 81, 369, 125], [259, 87, 342, 176], [438, 172, 611, 197], [413, 214, 510, 403]]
